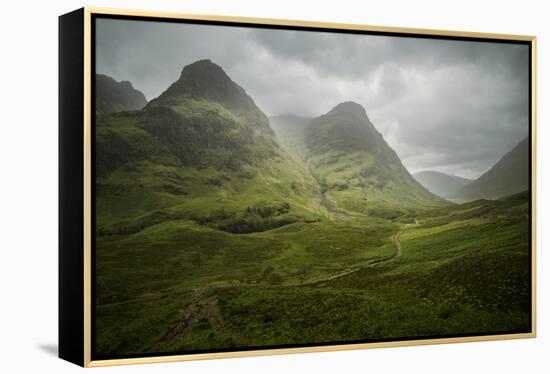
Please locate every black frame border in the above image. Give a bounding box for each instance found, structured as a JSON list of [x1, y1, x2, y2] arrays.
[[59, 8, 85, 367]]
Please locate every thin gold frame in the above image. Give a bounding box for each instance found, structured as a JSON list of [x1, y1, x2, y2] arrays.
[[82, 7, 537, 367]]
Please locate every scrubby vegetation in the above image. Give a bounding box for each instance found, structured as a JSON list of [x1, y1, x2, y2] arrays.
[[95, 192, 531, 357]]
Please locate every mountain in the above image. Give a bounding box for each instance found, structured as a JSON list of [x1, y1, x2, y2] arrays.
[[95, 59, 324, 236], [137, 59, 278, 170], [413, 171, 471, 198], [95, 74, 147, 113], [94, 60, 449, 236], [305, 101, 447, 217], [454, 137, 529, 201]]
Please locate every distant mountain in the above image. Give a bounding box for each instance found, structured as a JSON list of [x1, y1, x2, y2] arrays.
[[413, 171, 471, 198], [95, 74, 147, 113], [454, 137, 529, 201], [305, 101, 447, 217], [269, 114, 311, 159]]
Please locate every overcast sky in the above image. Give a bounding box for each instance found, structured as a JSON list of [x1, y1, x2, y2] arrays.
[[96, 18, 530, 179]]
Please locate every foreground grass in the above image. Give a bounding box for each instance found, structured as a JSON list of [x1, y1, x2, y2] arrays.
[[95, 192, 530, 357]]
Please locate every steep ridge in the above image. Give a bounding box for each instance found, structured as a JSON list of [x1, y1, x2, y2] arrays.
[[454, 137, 529, 201], [305, 102, 448, 218]]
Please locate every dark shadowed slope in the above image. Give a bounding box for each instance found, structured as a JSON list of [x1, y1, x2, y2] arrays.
[[454, 137, 529, 202], [95, 74, 147, 113], [414, 171, 471, 198]]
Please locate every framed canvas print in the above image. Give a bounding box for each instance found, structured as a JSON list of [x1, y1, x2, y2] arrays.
[[59, 7, 537, 367]]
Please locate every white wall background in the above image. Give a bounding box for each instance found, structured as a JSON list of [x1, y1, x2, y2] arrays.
[[0, 0, 547, 372]]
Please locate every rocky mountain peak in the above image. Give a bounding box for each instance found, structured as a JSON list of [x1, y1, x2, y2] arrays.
[[154, 59, 257, 112]]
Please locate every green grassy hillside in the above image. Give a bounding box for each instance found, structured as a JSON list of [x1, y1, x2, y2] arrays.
[[95, 111, 325, 237], [95, 191, 530, 356]]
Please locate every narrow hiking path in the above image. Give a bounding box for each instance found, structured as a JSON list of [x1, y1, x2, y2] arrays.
[[392, 230, 402, 257], [286, 268, 361, 287]]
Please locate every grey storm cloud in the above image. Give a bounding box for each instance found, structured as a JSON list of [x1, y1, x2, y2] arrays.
[[95, 18, 530, 179]]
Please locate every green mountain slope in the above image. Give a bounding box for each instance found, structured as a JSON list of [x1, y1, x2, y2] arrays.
[[95, 74, 148, 113], [413, 171, 471, 198], [305, 102, 448, 218], [454, 137, 529, 201]]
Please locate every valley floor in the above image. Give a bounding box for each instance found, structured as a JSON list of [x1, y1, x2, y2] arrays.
[[94, 192, 531, 358]]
